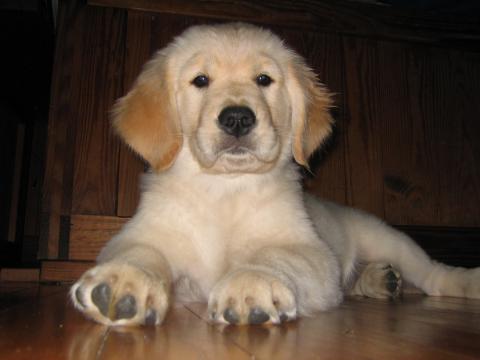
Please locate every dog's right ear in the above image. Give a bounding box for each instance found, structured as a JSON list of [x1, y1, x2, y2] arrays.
[[112, 52, 182, 172]]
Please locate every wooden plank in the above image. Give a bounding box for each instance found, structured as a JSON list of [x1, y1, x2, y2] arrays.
[[0, 286, 252, 359], [2, 285, 480, 359], [40, 261, 94, 282], [7, 124, 25, 243], [69, 215, 128, 260], [100, 305, 251, 359], [342, 37, 385, 218], [186, 297, 480, 360], [116, 10, 152, 217], [22, 119, 48, 263], [274, 28, 347, 204], [380, 45, 480, 227], [378, 42, 438, 226], [70, 6, 127, 216], [88, 0, 480, 49], [40, 0, 86, 258], [431, 50, 480, 227], [0, 268, 40, 282]]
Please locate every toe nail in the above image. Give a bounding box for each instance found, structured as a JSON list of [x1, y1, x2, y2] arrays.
[[386, 281, 398, 293], [386, 271, 398, 282], [145, 308, 157, 325], [248, 307, 270, 324], [75, 287, 86, 308], [223, 308, 239, 324], [91, 283, 111, 316], [279, 313, 289, 322], [115, 294, 137, 320]]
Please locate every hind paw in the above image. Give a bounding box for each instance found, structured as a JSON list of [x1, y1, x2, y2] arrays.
[[350, 263, 402, 299]]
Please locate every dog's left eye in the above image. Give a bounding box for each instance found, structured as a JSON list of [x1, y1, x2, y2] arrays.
[[256, 74, 273, 87], [191, 75, 209, 88]]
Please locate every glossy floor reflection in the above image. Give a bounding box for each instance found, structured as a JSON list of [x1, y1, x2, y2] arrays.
[[1, 283, 479, 359]]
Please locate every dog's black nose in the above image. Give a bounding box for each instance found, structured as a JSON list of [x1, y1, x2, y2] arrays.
[[218, 106, 256, 137]]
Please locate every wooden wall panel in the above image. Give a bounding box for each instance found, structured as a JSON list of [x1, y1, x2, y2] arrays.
[[279, 29, 347, 204], [42, 1, 480, 262], [342, 37, 386, 218], [70, 6, 126, 216], [379, 43, 439, 226], [429, 50, 480, 227], [116, 10, 152, 217], [41, 1, 90, 258], [69, 215, 127, 260]]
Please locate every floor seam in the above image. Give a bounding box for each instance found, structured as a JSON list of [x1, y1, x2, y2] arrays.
[[183, 303, 257, 359]]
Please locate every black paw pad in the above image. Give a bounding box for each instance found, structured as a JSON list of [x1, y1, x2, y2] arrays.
[[385, 271, 399, 293], [223, 308, 239, 324], [115, 294, 137, 320], [91, 283, 111, 316], [248, 307, 270, 324], [145, 308, 157, 326]]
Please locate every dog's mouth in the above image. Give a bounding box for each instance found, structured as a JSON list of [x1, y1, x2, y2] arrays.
[[224, 146, 249, 155], [190, 118, 281, 174], [217, 136, 255, 156]]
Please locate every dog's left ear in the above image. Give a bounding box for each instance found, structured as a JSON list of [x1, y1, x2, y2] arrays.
[[288, 58, 333, 168], [112, 52, 182, 172]]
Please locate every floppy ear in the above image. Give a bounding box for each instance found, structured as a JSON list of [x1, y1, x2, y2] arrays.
[[112, 52, 182, 172], [288, 58, 333, 168]]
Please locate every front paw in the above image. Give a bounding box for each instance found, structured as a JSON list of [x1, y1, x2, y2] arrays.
[[208, 269, 296, 325], [71, 262, 169, 326]]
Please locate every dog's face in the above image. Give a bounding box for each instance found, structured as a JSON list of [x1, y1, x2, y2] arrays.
[[113, 23, 333, 174]]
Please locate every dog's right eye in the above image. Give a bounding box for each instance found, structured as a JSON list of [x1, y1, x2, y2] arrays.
[[191, 75, 209, 88]]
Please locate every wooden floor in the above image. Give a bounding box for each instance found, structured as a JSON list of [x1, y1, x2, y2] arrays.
[[1, 283, 479, 359]]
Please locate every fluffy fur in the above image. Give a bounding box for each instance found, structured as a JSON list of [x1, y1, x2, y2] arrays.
[[71, 23, 480, 327]]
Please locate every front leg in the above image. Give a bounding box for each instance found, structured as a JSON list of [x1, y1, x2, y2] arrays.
[[71, 244, 171, 326], [208, 244, 342, 325]]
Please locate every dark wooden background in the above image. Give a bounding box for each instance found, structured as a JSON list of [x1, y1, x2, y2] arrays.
[[39, 0, 480, 272]]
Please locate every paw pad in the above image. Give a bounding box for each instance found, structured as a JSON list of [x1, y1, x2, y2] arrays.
[[91, 283, 111, 317], [115, 294, 137, 320]]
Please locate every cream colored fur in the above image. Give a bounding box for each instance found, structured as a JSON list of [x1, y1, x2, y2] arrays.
[[71, 23, 480, 327]]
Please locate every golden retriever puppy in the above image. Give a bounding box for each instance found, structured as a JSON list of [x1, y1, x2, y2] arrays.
[[71, 23, 480, 326]]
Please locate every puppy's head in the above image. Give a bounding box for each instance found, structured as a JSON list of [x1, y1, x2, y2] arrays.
[[113, 23, 333, 173]]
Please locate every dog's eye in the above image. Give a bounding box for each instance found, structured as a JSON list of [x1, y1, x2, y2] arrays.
[[191, 74, 209, 88], [256, 74, 273, 87]]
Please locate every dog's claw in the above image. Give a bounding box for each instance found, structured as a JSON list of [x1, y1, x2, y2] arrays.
[[145, 308, 157, 325], [248, 307, 270, 324]]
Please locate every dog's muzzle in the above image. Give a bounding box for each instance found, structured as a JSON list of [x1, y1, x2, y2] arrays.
[[218, 106, 256, 138]]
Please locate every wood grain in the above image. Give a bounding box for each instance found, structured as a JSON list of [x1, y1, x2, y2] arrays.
[[1, 285, 480, 359], [429, 49, 480, 226], [40, 0, 84, 258], [88, 0, 480, 49], [69, 215, 127, 260], [70, 6, 126, 216], [275, 28, 347, 204], [40, 261, 94, 282], [64, 215, 480, 268], [0, 269, 39, 282], [379, 42, 438, 226], [342, 37, 385, 218], [116, 10, 152, 217]]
